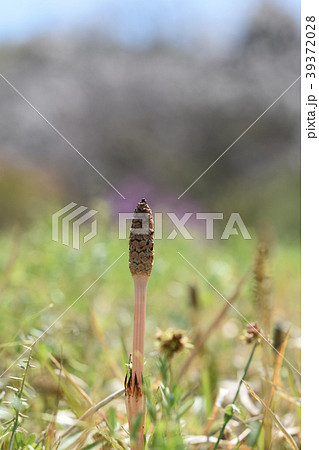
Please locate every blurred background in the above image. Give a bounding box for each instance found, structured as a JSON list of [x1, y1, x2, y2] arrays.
[[0, 1, 301, 442], [0, 0, 300, 240]]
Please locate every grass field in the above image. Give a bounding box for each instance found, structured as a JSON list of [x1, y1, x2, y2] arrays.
[[0, 208, 300, 449]]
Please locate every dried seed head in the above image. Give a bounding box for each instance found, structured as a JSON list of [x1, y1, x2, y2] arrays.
[[129, 199, 154, 276], [241, 322, 263, 344], [155, 328, 193, 359]]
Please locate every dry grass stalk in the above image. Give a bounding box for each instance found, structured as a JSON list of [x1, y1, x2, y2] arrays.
[[56, 388, 125, 443], [89, 305, 123, 380], [178, 268, 250, 381], [49, 354, 97, 411], [125, 199, 154, 449], [254, 243, 273, 448], [242, 380, 299, 450], [254, 243, 272, 336], [203, 387, 227, 435], [46, 365, 62, 449], [269, 330, 289, 408]]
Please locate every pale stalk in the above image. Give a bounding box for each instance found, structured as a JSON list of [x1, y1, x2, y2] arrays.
[[125, 199, 154, 450], [125, 275, 149, 449], [132, 275, 148, 385]]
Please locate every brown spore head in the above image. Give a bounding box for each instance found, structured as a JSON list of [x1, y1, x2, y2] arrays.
[[129, 199, 154, 276]]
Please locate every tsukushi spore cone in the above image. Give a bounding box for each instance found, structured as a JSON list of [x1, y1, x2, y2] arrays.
[[125, 199, 154, 449]]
